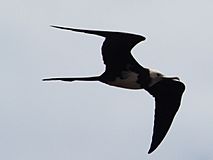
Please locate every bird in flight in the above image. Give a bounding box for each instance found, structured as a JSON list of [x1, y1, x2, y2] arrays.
[[43, 25, 185, 154]]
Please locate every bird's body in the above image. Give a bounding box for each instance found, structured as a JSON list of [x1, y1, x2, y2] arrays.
[[43, 25, 185, 154], [105, 71, 143, 89]]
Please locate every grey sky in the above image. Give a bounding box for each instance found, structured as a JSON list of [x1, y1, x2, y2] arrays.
[[1, 0, 213, 159]]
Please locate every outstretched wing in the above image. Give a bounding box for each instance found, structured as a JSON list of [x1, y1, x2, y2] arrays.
[[146, 79, 185, 154], [51, 25, 146, 71]]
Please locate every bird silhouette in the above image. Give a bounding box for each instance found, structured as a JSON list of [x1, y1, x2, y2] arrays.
[[43, 25, 185, 154]]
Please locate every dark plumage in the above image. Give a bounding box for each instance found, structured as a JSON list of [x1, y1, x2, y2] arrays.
[[43, 25, 185, 154]]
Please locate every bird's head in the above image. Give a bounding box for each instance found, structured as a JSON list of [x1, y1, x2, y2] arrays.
[[148, 69, 180, 87]]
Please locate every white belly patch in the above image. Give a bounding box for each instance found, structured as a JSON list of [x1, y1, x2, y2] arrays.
[[107, 72, 142, 89]]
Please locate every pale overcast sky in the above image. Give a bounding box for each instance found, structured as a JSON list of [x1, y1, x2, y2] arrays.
[[1, 0, 213, 159]]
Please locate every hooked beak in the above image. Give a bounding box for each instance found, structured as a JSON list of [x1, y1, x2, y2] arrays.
[[163, 76, 180, 81]]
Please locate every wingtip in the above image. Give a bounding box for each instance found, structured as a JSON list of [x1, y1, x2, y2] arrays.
[[50, 25, 80, 33], [42, 78, 57, 81], [148, 150, 152, 154], [50, 25, 64, 29], [42, 78, 49, 81], [147, 145, 156, 154], [50, 25, 56, 28]]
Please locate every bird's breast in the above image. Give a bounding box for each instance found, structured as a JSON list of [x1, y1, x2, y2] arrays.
[[106, 71, 142, 89]]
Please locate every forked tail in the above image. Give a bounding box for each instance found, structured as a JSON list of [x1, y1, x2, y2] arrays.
[[42, 76, 100, 82]]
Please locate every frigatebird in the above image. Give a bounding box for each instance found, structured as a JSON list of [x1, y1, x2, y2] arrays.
[[43, 25, 185, 154]]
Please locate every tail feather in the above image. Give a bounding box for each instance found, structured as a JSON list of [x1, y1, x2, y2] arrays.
[[42, 78, 75, 82], [42, 76, 100, 82]]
